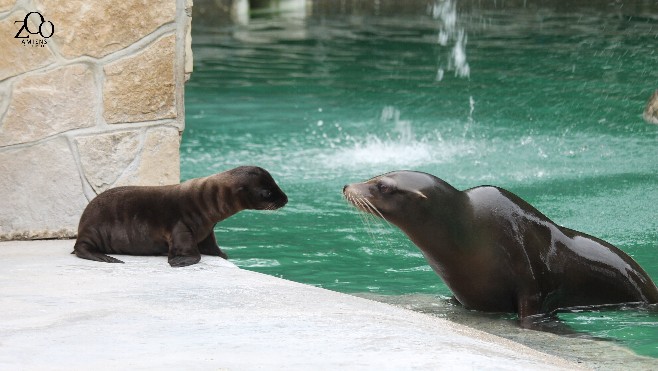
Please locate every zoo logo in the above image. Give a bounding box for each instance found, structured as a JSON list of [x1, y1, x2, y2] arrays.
[[14, 12, 54, 46]]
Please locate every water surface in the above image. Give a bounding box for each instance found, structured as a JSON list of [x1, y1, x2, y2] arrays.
[[184, 1, 658, 361]]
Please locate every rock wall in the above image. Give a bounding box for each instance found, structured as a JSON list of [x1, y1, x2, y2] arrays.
[[0, 0, 193, 240]]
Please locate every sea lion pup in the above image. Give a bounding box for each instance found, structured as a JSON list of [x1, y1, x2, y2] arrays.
[[343, 171, 658, 326], [74, 166, 288, 267]]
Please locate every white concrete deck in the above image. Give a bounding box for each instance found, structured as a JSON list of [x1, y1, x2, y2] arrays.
[[0, 240, 580, 370]]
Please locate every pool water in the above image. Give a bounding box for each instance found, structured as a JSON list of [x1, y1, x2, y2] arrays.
[[184, 1, 658, 360]]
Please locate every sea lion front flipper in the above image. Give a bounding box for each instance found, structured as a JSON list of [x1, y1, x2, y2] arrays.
[[519, 311, 590, 337], [197, 230, 228, 259], [73, 242, 125, 264], [168, 255, 201, 267], [168, 223, 202, 267]]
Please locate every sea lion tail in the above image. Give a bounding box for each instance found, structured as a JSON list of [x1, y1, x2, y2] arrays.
[[73, 242, 124, 264]]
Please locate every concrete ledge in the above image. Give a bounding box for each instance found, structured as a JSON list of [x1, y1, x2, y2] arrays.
[[0, 240, 579, 370]]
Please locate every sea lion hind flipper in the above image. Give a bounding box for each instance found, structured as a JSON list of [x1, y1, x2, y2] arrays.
[[168, 255, 201, 267], [73, 242, 124, 264]]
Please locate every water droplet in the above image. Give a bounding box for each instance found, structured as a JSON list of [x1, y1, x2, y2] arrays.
[[436, 68, 444, 81]]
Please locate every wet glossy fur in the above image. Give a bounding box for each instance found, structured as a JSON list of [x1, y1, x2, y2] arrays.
[[74, 166, 287, 267], [344, 171, 658, 326]]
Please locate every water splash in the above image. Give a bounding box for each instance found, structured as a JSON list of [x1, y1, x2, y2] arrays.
[[319, 106, 475, 170], [463, 95, 475, 137], [430, 0, 470, 80], [380, 106, 414, 143]]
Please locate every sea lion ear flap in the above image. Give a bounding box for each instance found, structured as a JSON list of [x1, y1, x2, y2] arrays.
[[413, 190, 427, 199]]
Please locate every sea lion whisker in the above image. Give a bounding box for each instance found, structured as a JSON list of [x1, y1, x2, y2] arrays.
[[343, 194, 353, 211], [344, 194, 388, 246], [360, 214, 379, 242], [357, 197, 390, 243], [345, 194, 372, 221], [350, 196, 368, 216], [351, 197, 379, 240], [350, 195, 388, 227], [348, 195, 366, 214], [356, 198, 368, 214], [363, 198, 392, 227], [359, 198, 378, 220], [349, 195, 364, 211], [357, 198, 376, 219]]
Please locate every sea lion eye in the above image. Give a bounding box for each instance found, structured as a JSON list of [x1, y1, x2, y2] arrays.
[[377, 182, 391, 194], [260, 189, 272, 199]]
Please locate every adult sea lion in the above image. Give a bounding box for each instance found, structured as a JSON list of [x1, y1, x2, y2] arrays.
[[74, 166, 287, 267], [343, 170, 658, 326]]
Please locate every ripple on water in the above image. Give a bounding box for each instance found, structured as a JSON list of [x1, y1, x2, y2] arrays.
[[233, 258, 281, 268], [185, 3, 658, 359]]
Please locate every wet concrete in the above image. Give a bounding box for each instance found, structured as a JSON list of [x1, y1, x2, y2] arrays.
[[358, 294, 658, 370], [0, 240, 580, 370]]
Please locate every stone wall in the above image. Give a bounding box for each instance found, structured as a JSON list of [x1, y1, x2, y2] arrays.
[[0, 0, 193, 240]]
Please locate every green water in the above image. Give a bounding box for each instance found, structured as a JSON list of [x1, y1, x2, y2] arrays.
[[184, 2, 658, 359]]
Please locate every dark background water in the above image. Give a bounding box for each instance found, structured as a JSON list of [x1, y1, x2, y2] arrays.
[[184, 0, 658, 361]]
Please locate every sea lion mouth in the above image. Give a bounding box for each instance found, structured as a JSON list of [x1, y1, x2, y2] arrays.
[[261, 198, 288, 211], [342, 186, 387, 221], [261, 203, 283, 211]]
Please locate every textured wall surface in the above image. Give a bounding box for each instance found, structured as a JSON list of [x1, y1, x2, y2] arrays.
[[0, 0, 193, 240]]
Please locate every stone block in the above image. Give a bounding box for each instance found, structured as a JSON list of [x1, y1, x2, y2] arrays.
[[185, 0, 194, 81], [0, 64, 96, 146], [0, 0, 15, 13], [0, 11, 56, 81], [115, 126, 180, 187], [0, 137, 88, 240], [643, 90, 658, 125], [36, 0, 175, 59], [0, 88, 8, 119], [103, 35, 177, 124], [75, 130, 142, 194]]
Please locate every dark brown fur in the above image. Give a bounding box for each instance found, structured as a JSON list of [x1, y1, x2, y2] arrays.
[[344, 171, 658, 326], [74, 166, 287, 267]]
